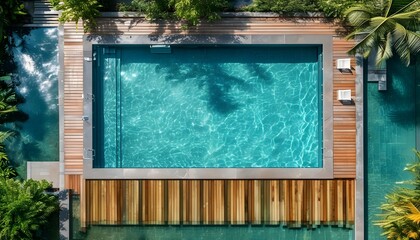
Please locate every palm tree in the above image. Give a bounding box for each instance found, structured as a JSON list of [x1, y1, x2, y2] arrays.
[[345, 0, 420, 66], [375, 151, 420, 239]]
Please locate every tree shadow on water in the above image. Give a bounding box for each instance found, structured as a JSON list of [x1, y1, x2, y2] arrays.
[[156, 61, 272, 115]]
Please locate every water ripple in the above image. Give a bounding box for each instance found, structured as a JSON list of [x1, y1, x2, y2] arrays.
[[100, 46, 322, 168]]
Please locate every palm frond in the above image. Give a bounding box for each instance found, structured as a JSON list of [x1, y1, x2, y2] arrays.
[[347, 17, 394, 57], [389, 0, 420, 17], [346, 35, 375, 57], [345, 6, 374, 28], [408, 231, 419, 239], [406, 31, 420, 54], [393, 23, 414, 66], [376, 32, 394, 66], [0, 106, 17, 114], [390, 8, 420, 21], [384, 0, 393, 17], [0, 75, 12, 81], [0, 131, 12, 144], [406, 201, 420, 224], [345, 0, 419, 67]]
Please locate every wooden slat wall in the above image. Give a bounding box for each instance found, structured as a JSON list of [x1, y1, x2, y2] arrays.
[[85, 179, 354, 228], [64, 174, 82, 194]]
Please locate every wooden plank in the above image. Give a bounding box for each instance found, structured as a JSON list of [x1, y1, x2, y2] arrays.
[[167, 180, 180, 224], [83, 180, 355, 228]]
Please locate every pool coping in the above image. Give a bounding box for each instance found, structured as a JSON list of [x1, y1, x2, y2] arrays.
[[83, 34, 334, 179]]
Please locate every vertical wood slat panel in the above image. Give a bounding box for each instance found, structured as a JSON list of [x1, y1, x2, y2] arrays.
[[268, 180, 279, 224], [142, 180, 164, 224], [203, 180, 225, 224], [65, 174, 82, 194], [79, 176, 86, 229], [167, 180, 180, 224], [182, 180, 201, 224], [124, 180, 140, 224], [84, 179, 355, 227], [228, 180, 246, 224], [247, 180, 262, 224]]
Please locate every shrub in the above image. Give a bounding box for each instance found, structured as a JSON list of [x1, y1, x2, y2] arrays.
[[49, 0, 102, 32], [0, 178, 58, 240], [118, 0, 228, 25]]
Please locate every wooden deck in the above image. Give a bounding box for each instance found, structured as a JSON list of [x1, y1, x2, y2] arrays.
[[58, 16, 357, 228], [82, 179, 354, 228], [332, 39, 357, 178], [63, 16, 356, 181], [63, 22, 84, 193]]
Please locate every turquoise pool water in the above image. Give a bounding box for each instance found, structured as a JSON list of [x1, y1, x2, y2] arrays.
[[93, 45, 322, 168], [366, 57, 420, 239], [7, 28, 59, 176]]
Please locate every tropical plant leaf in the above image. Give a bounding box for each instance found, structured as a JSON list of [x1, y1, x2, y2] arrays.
[[344, 6, 374, 27], [375, 151, 420, 239], [376, 32, 393, 66], [406, 201, 420, 224], [0, 75, 11, 81], [345, 0, 420, 66]]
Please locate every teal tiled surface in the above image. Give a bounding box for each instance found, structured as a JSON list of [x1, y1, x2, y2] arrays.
[[78, 225, 353, 240], [72, 197, 353, 240], [366, 57, 419, 239]]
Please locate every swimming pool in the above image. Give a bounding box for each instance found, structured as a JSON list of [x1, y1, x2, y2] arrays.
[[7, 28, 59, 176], [92, 45, 323, 168]]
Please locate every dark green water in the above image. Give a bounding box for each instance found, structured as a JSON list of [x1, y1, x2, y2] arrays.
[[366, 56, 420, 239], [7, 28, 59, 177]]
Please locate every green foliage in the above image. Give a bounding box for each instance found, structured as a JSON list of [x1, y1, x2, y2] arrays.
[[245, 0, 320, 13], [0, 0, 25, 59], [118, 0, 228, 25], [0, 0, 25, 40], [243, 0, 384, 18], [49, 0, 102, 32], [0, 131, 17, 179], [0, 78, 18, 115], [171, 0, 228, 25], [375, 150, 420, 239], [118, 0, 173, 19], [345, 0, 420, 66], [319, 0, 367, 18], [0, 178, 58, 240], [0, 75, 18, 179]]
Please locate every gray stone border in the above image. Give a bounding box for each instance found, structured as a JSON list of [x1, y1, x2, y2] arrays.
[[83, 34, 334, 179], [58, 25, 65, 189], [355, 54, 364, 240]]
